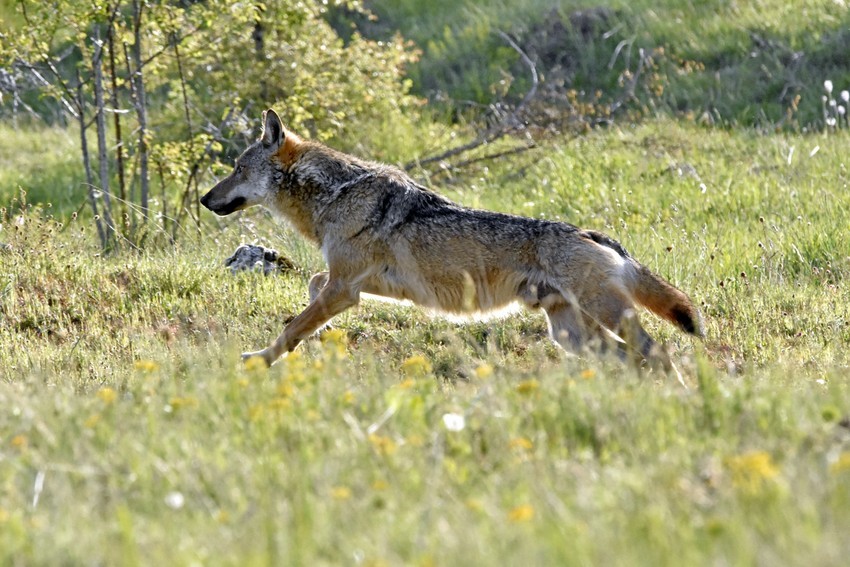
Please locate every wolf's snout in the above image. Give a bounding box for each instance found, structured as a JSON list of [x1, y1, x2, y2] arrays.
[[200, 192, 246, 216]]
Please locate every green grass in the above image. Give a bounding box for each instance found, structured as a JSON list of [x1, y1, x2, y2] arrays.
[[0, 123, 87, 215], [2, 119, 850, 564]]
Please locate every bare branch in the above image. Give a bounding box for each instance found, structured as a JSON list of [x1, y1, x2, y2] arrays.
[[16, 61, 79, 117], [495, 30, 538, 116], [433, 143, 536, 176], [608, 47, 647, 116], [405, 29, 539, 172]]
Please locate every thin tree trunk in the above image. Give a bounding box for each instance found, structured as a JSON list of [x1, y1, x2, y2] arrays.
[[157, 160, 171, 243], [122, 42, 137, 214], [77, 71, 107, 250], [92, 26, 116, 243], [131, 0, 150, 222], [107, 19, 128, 230], [172, 40, 201, 234], [253, 10, 267, 101]]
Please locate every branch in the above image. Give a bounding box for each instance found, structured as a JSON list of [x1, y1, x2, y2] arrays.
[[139, 26, 204, 71], [405, 128, 507, 170], [16, 60, 79, 117], [608, 47, 647, 116], [495, 30, 538, 116], [405, 29, 539, 172], [433, 143, 536, 176]]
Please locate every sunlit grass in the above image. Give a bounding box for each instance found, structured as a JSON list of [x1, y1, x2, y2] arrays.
[[1, 118, 849, 563]]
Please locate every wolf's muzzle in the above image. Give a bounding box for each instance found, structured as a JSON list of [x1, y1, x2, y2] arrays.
[[200, 193, 246, 216]]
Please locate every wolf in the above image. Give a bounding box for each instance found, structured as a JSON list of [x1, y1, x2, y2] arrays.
[[200, 109, 703, 368]]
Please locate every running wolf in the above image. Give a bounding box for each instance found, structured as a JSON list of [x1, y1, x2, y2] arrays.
[[200, 109, 703, 368]]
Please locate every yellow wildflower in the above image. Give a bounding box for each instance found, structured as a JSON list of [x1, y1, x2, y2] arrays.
[[726, 450, 780, 491], [508, 504, 535, 523], [830, 452, 850, 475], [248, 404, 265, 422], [516, 379, 540, 395], [277, 381, 295, 399], [321, 328, 348, 346], [396, 377, 416, 390], [509, 437, 533, 451], [84, 414, 101, 429], [401, 355, 432, 377], [10, 434, 27, 449], [368, 434, 397, 456], [474, 363, 494, 379], [372, 479, 389, 491], [267, 397, 291, 411], [243, 355, 268, 373], [341, 390, 356, 405], [580, 368, 596, 380], [282, 351, 307, 382], [331, 486, 352, 500], [97, 387, 118, 404], [133, 359, 159, 372], [168, 396, 199, 411]]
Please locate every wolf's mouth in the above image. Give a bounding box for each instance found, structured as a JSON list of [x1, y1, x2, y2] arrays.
[[201, 194, 246, 216]]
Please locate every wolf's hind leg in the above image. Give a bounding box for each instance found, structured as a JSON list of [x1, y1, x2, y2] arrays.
[[542, 298, 588, 354], [616, 310, 673, 372], [582, 291, 673, 372]]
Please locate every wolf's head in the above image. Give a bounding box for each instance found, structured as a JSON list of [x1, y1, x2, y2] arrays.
[[200, 109, 295, 216]]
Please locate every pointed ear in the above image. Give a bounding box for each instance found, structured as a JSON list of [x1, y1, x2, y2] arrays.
[[261, 109, 284, 148]]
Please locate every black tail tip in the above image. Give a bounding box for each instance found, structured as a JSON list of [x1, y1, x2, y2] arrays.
[[672, 305, 705, 338]]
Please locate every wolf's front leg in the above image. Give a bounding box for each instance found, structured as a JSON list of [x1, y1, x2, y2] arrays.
[[308, 271, 330, 303], [242, 276, 359, 366]]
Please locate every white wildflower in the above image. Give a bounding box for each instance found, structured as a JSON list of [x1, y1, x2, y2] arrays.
[[825, 79, 834, 93], [442, 412, 466, 432], [839, 105, 846, 116], [841, 90, 849, 102], [164, 491, 185, 510], [826, 117, 837, 127]]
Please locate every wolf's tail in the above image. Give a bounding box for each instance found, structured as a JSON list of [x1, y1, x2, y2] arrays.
[[630, 264, 704, 337]]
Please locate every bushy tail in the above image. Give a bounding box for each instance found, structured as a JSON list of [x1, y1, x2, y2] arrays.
[[631, 265, 704, 337]]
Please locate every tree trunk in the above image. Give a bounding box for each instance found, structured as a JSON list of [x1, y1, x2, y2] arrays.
[[132, 0, 150, 222], [253, 7, 267, 101], [107, 20, 128, 230], [92, 26, 116, 243], [77, 71, 107, 250]]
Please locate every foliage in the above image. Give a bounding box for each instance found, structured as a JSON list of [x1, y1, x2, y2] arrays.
[[0, 0, 424, 247]]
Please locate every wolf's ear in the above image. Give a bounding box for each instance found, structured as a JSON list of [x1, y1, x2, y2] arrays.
[[261, 109, 284, 148]]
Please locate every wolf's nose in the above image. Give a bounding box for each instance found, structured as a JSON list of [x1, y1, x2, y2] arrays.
[[200, 192, 211, 209]]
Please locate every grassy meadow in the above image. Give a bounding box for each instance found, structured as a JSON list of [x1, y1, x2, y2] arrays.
[[2, 118, 850, 565], [2, 0, 850, 564]]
